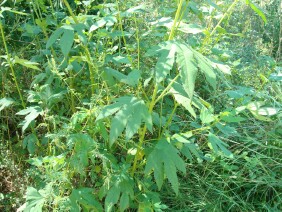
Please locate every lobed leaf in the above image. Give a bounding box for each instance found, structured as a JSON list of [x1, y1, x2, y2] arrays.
[[96, 96, 152, 146], [69, 188, 103, 212], [145, 138, 186, 195]]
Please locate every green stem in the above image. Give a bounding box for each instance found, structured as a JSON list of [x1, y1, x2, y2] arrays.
[[160, 102, 179, 138], [0, 23, 25, 108], [168, 0, 185, 40], [1, 22, 40, 144], [154, 74, 180, 104], [62, 0, 98, 96], [131, 85, 158, 177], [200, 0, 239, 52], [133, 14, 140, 70], [131, 0, 186, 176], [62, 0, 78, 24]]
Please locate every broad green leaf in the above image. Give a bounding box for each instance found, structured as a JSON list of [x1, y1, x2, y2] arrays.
[[112, 55, 131, 64], [125, 105, 142, 139], [172, 133, 204, 160], [192, 49, 217, 89], [96, 96, 152, 146], [105, 68, 140, 87], [90, 16, 117, 32], [145, 138, 186, 194], [245, 0, 267, 23], [96, 102, 124, 121], [104, 172, 134, 212], [220, 111, 245, 123], [69, 188, 103, 212], [14, 56, 40, 70], [73, 23, 87, 44], [60, 29, 74, 57], [90, 19, 107, 32], [178, 23, 204, 34], [215, 123, 238, 137], [16, 106, 43, 132], [125, 69, 141, 86], [23, 133, 37, 154], [105, 186, 121, 212], [176, 43, 198, 98], [121, 4, 146, 17], [269, 73, 282, 81], [247, 101, 265, 111], [200, 107, 215, 124], [151, 17, 174, 28], [211, 60, 231, 75], [250, 111, 273, 122], [247, 102, 279, 116], [110, 105, 131, 145], [0, 97, 15, 111], [68, 134, 96, 175], [146, 41, 177, 83], [169, 81, 196, 118], [46, 28, 64, 48], [24, 187, 45, 212], [120, 193, 129, 212], [46, 26, 74, 57], [208, 133, 233, 158]]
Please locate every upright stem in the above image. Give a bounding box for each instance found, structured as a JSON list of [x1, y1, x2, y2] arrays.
[[131, 85, 158, 176], [276, 0, 282, 61], [0, 23, 25, 108], [62, 0, 78, 23], [1, 22, 40, 144], [62, 0, 98, 96], [168, 0, 185, 40], [131, 0, 187, 177], [200, 0, 239, 52]]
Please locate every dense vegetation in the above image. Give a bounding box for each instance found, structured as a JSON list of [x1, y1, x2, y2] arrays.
[[0, 0, 281, 211]]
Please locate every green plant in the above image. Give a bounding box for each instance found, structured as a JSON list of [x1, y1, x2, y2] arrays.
[[0, 0, 281, 211]]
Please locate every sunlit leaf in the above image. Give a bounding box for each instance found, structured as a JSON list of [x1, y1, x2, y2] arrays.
[[200, 107, 215, 124], [14, 56, 40, 70], [16, 106, 43, 132], [169, 81, 196, 118], [24, 187, 45, 212], [176, 43, 198, 98], [172, 133, 204, 160], [0, 97, 15, 111], [146, 41, 177, 83], [245, 0, 267, 23]]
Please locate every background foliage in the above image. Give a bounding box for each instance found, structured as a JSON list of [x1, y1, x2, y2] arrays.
[[0, 0, 281, 211]]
